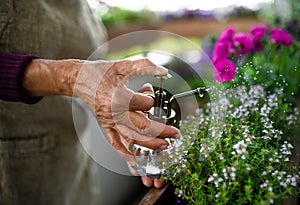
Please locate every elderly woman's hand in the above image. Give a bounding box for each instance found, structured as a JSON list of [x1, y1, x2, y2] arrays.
[[23, 57, 180, 188]]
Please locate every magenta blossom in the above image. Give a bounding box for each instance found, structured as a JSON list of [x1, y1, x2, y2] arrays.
[[233, 33, 254, 55], [218, 26, 235, 43], [250, 25, 266, 51], [214, 59, 236, 83], [270, 28, 293, 46], [250, 25, 266, 42], [212, 42, 231, 63]]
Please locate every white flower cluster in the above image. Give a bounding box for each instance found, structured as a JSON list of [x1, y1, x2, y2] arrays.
[[168, 85, 299, 203], [259, 170, 299, 204], [207, 173, 224, 188], [281, 141, 294, 162], [232, 140, 247, 158], [242, 126, 256, 144], [226, 85, 266, 119], [222, 166, 237, 181], [286, 107, 299, 126], [207, 166, 237, 189], [259, 180, 275, 204]]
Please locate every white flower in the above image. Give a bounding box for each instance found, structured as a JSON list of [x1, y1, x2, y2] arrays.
[[217, 177, 223, 183], [230, 172, 236, 180], [268, 186, 273, 192], [233, 140, 247, 154], [208, 173, 218, 183], [177, 189, 183, 197], [207, 176, 214, 183], [280, 181, 287, 187], [222, 166, 236, 181], [260, 182, 267, 188], [261, 135, 271, 140]]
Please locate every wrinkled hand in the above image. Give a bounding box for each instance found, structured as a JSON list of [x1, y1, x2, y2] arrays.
[[74, 58, 180, 187], [23, 57, 179, 188]]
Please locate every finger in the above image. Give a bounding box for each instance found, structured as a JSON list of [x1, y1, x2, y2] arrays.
[[115, 124, 169, 150], [154, 179, 164, 188], [116, 111, 180, 138], [112, 58, 167, 78], [128, 83, 155, 111], [104, 128, 135, 164], [132, 58, 168, 77], [141, 176, 153, 187], [136, 137, 169, 150], [129, 92, 154, 111], [140, 83, 154, 94], [112, 85, 154, 112], [129, 82, 155, 111]]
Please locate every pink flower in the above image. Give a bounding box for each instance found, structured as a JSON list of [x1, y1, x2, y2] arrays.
[[214, 59, 236, 83], [250, 25, 266, 51], [250, 25, 266, 42], [212, 42, 230, 63], [218, 27, 235, 42], [233, 33, 254, 55], [270, 28, 293, 46]]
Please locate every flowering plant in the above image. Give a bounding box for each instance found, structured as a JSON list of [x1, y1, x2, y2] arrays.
[[211, 25, 300, 103], [165, 85, 300, 204], [163, 25, 300, 204], [212, 25, 293, 82]]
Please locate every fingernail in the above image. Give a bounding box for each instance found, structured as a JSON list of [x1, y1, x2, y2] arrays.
[[142, 83, 153, 88], [174, 132, 181, 139], [154, 65, 168, 75], [159, 144, 169, 149]]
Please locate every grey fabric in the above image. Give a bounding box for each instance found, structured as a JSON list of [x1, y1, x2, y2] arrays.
[[0, 0, 107, 59], [0, 0, 107, 204], [0, 97, 100, 205]]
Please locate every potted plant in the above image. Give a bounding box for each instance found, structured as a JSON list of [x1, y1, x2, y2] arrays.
[[159, 24, 300, 205]]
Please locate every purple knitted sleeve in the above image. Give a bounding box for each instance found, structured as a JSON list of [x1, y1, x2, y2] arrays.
[[0, 52, 43, 104]]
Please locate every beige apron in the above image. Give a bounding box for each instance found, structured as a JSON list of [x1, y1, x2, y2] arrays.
[[0, 0, 107, 204]]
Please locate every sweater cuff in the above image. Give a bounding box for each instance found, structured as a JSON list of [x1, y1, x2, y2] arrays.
[[0, 52, 43, 104]]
